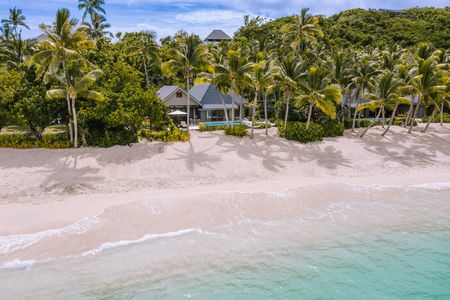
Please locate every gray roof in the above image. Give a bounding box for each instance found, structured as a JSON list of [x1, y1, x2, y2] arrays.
[[205, 30, 232, 41], [157, 86, 180, 100], [189, 84, 247, 107]]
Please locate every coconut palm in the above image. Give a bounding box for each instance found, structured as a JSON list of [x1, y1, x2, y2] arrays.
[[408, 58, 446, 134], [248, 59, 276, 138], [0, 35, 35, 67], [163, 34, 209, 130], [47, 69, 104, 147], [348, 55, 380, 131], [1, 7, 29, 35], [327, 48, 353, 121], [78, 0, 106, 23], [212, 49, 253, 128], [359, 73, 411, 137], [295, 66, 342, 129], [29, 8, 94, 145], [281, 8, 323, 55], [275, 52, 303, 130], [84, 13, 112, 45], [126, 31, 159, 90]]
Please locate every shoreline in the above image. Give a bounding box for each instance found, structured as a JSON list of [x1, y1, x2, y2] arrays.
[[1, 125, 449, 236]]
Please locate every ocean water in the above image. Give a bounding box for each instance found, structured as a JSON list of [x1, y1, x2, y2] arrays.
[[0, 183, 449, 299]]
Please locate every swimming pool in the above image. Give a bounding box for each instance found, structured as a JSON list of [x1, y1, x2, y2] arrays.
[[205, 121, 241, 127]]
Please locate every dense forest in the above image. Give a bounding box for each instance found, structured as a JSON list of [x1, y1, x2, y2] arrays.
[[0, 2, 448, 148]]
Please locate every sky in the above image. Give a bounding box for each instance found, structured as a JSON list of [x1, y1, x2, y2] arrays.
[[1, 0, 448, 40]]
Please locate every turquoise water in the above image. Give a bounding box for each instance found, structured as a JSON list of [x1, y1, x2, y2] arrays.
[[205, 121, 241, 127], [1, 184, 449, 299]]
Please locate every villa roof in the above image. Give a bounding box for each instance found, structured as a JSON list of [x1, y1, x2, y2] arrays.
[[157, 85, 202, 105], [189, 84, 247, 107], [205, 30, 232, 42]]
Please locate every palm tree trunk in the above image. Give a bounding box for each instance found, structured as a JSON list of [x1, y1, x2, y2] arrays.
[[360, 109, 382, 138], [422, 107, 437, 133], [239, 96, 244, 121], [62, 59, 73, 143], [404, 101, 414, 127], [250, 91, 258, 139], [231, 92, 236, 129], [71, 97, 78, 148], [352, 97, 360, 132], [143, 55, 150, 90], [440, 102, 444, 126], [219, 93, 230, 127], [284, 91, 290, 131], [306, 103, 313, 130], [382, 104, 398, 137], [186, 74, 191, 132], [264, 93, 269, 135], [408, 96, 422, 134], [381, 106, 386, 128]]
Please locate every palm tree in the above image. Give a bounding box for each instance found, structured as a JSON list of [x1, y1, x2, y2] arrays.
[[205, 49, 252, 128], [357, 73, 411, 137], [0, 35, 35, 67], [84, 13, 112, 45], [295, 66, 342, 129], [348, 54, 380, 131], [163, 34, 209, 130], [408, 59, 445, 134], [282, 8, 323, 55], [248, 59, 276, 138], [29, 8, 94, 145], [78, 0, 106, 23], [47, 69, 104, 147], [327, 48, 352, 121], [275, 53, 303, 131], [126, 31, 159, 90], [1, 7, 29, 36]]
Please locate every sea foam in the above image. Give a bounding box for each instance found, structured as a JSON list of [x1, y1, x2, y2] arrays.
[[0, 216, 99, 255], [82, 228, 212, 256]]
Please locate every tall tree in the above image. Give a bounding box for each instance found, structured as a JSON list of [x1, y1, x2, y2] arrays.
[[29, 8, 94, 146], [163, 34, 209, 130], [78, 0, 106, 23], [125, 31, 159, 90], [295, 66, 342, 129], [84, 13, 112, 45]]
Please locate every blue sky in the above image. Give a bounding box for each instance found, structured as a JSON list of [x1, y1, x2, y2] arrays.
[[1, 0, 448, 40]]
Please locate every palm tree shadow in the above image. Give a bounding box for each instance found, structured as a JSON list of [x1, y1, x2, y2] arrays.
[[167, 141, 219, 171]]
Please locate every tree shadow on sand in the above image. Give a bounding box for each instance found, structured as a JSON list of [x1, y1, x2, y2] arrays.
[[167, 141, 220, 171]]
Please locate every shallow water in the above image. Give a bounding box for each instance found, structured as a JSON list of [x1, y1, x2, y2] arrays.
[[1, 183, 449, 299]]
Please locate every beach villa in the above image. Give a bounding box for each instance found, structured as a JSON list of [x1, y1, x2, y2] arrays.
[[157, 84, 248, 124]]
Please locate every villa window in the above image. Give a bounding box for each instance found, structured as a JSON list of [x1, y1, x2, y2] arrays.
[[176, 91, 183, 98]]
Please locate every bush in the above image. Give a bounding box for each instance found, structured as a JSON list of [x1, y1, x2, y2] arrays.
[[344, 119, 371, 129], [140, 128, 190, 143], [422, 113, 450, 123], [88, 126, 138, 148], [0, 125, 70, 149], [224, 125, 248, 137], [276, 120, 285, 137], [393, 117, 418, 126], [198, 123, 228, 132], [284, 122, 324, 143], [321, 119, 344, 137]]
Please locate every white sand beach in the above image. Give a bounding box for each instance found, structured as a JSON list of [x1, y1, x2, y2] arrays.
[[1, 124, 449, 237]]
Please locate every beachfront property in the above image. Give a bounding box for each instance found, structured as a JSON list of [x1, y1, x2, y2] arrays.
[[157, 83, 248, 124]]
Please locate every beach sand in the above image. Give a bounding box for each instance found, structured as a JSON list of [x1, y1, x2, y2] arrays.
[[1, 124, 449, 238]]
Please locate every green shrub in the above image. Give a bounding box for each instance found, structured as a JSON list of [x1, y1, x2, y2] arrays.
[[422, 113, 450, 123], [321, 119, 344, 137], [344, 119, 372, 129], [224, 125, 248, 137], [393, 117, 418, 126], [88, 127, 138, 148], [198, 123, 207, 132], [140, 128, 189, 142], [0, 125, 70, 149], [198, 123, 228, 132], [276, 120, 285, 137], [284, 122, 324, 143]]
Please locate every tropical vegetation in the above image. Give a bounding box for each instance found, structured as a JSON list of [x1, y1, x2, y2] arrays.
[[0, 5, 448, 148]]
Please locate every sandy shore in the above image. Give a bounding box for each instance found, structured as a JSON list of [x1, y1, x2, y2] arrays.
[[1, 124, 449, 235]]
